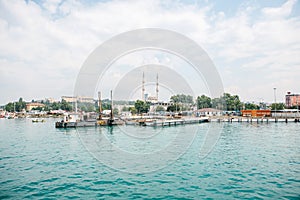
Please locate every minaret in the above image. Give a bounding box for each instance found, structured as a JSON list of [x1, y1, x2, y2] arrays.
[[156, 73, 159, 101], [142, 72, 145, 101]]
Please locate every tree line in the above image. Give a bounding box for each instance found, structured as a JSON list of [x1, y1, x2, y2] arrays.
[[4, 98, 73, 112], [4, 93, 286, 113], [197, 93, 285, 111], [5, 98, 26, 112]]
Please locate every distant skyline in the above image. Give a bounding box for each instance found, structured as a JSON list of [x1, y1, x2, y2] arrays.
[[0, 0, 299, 105]]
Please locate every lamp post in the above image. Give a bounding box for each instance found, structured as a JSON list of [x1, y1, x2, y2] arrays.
[[297, 97, 299, 118], [274, 88, 277, 122]]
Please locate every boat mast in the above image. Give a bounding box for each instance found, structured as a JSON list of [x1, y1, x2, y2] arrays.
[[107, 90, 114, 126], [98, 91, 102, 120], [110, 90, 113, 121]]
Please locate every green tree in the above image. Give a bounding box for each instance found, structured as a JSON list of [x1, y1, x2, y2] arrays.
[[170, 95, 179, 103], [43, 105, 50, 111], [15, 98, 26, 112], [5, 98, 26, 112], [244, 103, 259, 110], [271, 103, 285, 110], [50, 102, 60, 110], [44, 99, 50, 105], [170, 94, 194, 104], [167, 104, 180, 112], [113, 108, 119, 115], [101, 100, 111, 110], [155, 106, 165, 112], [212, 97, 224, 110], [80, 104, 95, 112], [180, 104, 191, 111], [5, 102, 14, 112], [220, 93, 242, 111], [122, 106, 130, 112], [232, 95, 242, 111], [210, 93, 243, 111], [134, 100, 150, 114], [60, 99, 73, 111], [197, 95, 212, 109], [129, 107, 137, 115]]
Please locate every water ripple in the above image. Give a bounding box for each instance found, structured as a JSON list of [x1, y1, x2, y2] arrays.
[[0, 120, 299, 199]]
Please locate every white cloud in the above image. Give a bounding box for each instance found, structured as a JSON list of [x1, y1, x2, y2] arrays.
[[262, 0, 297, 19], [0, 0, 299, 104]]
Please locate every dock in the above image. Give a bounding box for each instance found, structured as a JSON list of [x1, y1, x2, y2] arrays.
[[210, 117, 300, 123], [128, 117, 209, 127], [55, 119, 124, 128]]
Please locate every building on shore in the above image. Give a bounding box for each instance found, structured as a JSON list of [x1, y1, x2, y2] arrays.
[[272, 109, 300, 118], [147, 96, 158, 104], [26, 102, 45, 111], [61, 96, 94, 103], [194, 108, 223, 117], [241, 110, 271, 117], [285, 92, 300, 108]]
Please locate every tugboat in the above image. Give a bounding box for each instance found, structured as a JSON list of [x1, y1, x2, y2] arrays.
[[55, 113, 81, 128], [32, 119, 46, 123], [55, 96, 87, 128]]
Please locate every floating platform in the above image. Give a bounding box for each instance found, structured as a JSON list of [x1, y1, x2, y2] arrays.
[[210, 118, 300, 123], [55, 121, 97, 128], [55, 119, 124, 128], [133, 117, 209, 127]]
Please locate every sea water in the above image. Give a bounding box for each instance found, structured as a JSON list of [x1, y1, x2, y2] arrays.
[[0, 118, 299, 199]]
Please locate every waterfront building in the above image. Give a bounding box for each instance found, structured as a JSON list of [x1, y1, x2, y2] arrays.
[[285, 92, 300, 108], [26, 102, 45, 111], [272, 109, 300, 118], [149, 101, 174, 113], [194, 108, 223, 117], [241, 110, 271, 117], [147, 96, 158, 104], [61, 96, 77, 103]]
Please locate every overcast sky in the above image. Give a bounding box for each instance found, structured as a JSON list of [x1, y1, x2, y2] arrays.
[[0, 0, 299, 104]]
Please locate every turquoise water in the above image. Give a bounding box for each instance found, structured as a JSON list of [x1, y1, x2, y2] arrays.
[[0, 118, 299, 199]]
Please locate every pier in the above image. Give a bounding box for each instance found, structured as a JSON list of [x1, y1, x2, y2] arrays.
[[126, 117, 209, 127], [210, 117, 300, 123]]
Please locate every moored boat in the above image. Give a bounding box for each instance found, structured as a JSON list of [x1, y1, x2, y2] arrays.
[[32, 119, 46, 123]]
